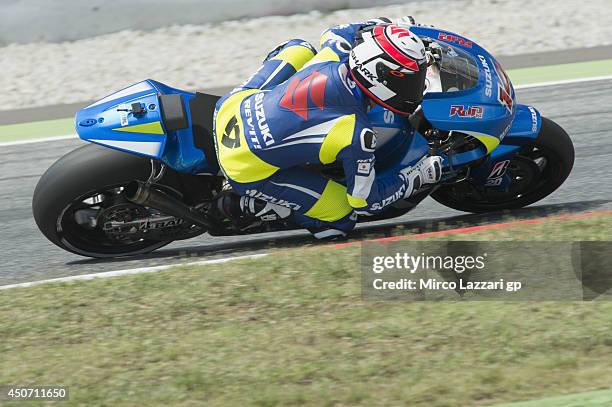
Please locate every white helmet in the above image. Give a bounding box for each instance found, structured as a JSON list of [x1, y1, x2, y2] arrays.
[[349, 24, 428, 115]]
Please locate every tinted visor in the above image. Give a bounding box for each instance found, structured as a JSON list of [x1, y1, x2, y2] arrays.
[[398, 66, 427, 103], [377, 61, 427, 111]]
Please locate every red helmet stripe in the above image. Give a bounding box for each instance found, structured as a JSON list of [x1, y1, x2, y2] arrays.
[[372, 25, 420, 72], [389, 25, 411, 38]]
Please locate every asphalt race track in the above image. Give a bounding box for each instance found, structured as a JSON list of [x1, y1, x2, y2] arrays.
[[1, 79, 611, 285]]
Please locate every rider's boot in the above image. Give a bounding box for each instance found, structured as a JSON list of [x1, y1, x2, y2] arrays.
[[215, 191, 291, 230], [306, 227, 348, 241]]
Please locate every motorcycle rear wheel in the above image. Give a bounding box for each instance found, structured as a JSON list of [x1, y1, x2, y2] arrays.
[[32, 144, 197, 258]]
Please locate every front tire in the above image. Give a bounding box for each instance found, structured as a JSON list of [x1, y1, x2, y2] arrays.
[[33, 144, 187, 258], [431, 117, 574, 213]]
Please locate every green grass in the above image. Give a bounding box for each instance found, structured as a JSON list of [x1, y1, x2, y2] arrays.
[[494, 388, 612, 407], [1, 214, 611, 406], [507, 59, 612, 85], [414, 213, 612, 241], [0, 117, 74, 143]]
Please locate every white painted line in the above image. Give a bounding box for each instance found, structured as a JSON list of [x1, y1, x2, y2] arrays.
[[514, 74, 612, 89], [0, 253, 268, 291], [0, 134, 77, 147], [1, 74, 611, 148]]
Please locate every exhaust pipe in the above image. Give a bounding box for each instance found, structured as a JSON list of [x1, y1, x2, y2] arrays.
[[125, 181, 214, 230]]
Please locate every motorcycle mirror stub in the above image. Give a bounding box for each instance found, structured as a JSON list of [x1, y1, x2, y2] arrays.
[[130, 102, 146, 117]]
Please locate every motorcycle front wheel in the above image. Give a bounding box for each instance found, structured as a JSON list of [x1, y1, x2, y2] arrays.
[[431, 117, 574, 213]]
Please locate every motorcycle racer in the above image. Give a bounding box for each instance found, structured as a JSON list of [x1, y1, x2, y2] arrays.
[[213, 17, 443, 239]]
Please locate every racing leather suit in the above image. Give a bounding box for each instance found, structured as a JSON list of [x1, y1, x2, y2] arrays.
[[213, 20, 427, 233]]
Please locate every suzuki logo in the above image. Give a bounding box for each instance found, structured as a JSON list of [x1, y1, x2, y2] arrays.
[[279, 71, 328, 120]]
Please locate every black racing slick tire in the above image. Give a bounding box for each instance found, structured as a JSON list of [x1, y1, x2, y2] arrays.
[[431, 117, 574, 213], [32, 144, 186, 258]]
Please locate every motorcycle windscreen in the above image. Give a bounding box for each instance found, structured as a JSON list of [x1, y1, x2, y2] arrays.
[[434, 42, 479, 92]]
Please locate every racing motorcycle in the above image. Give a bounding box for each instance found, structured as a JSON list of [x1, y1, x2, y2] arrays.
[[33, 25, 574, 258]]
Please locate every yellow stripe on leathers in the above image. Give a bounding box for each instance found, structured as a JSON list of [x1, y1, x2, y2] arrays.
[[112, 121, 164, 134], [306, 47, 340, 66], [215, 90, 279, 183], [272, 45, 316, 70], [347, 195, 368, 208], [315, 114, 365, 216], [319, 115, 356, 164], [305, 180, 353, 222]]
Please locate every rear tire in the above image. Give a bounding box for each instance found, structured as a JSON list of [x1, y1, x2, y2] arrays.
[[431, 117, 574, 213], [33, 144, 187, 258]]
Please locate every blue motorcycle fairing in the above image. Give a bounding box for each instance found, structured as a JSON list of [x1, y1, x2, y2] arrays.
[[75, 26, 538, 192], [467, 104, 542, 186], [408, 27, 516, 157], [369, 26, 540, 186], [76, 81, 168, 158], [76, 79, 216, 174], [501, 104, 541, 144]]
